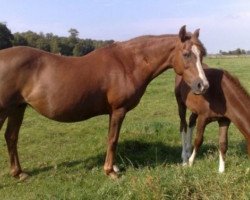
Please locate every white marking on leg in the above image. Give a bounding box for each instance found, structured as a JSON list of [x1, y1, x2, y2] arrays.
[[186, 126, 194, 158], [218, 151, 225, 173], [188, 149, 196, 166], [191, 45, 209, 87], [113, 165, 120, 173]]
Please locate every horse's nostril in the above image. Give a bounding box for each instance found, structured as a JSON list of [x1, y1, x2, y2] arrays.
[[197, 83, 202, 89]]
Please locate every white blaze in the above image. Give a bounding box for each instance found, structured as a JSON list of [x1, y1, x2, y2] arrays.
[[191, 45, 209, 87]]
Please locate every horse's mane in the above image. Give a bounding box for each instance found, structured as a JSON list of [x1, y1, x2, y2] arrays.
[[128, 34, 178, 41], [223, 70, 250, 100], [100, 33, 207, 58], [129, 34, 207, 56], [192, 37, 207, 56]]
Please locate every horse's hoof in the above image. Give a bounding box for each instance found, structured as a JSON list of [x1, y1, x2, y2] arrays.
[[109, 171, 119, 180], [19, 172, 29, 181]]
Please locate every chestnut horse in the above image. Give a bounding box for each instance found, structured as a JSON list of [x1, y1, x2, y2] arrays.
[[0, 26, 208, 180], [175, 68, 250, 172]]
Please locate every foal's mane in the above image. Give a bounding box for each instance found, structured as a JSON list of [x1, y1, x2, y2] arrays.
[[223, 70, 250, 100]]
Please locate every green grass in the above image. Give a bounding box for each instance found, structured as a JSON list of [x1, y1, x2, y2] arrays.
[[0, 57, 249, 199]]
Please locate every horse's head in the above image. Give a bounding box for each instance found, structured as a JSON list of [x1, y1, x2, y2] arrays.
[[172, 25, 209, 94]]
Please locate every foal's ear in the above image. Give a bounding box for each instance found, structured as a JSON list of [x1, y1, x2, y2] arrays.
[[179, 25, 187, 42], [193, 28, 200, 38]]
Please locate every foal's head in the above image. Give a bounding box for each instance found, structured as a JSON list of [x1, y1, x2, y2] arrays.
[[172, 25, 209, 94]]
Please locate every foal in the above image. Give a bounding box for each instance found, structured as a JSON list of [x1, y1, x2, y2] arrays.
[[175, 68, 250, 172]]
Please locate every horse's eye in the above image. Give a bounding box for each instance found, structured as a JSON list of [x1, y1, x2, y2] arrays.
[[183, 52, 191, 59]]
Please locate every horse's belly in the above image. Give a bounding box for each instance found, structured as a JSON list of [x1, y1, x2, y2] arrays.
[[28, 92, 109, 122]]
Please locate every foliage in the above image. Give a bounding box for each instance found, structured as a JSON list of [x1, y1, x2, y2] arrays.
[[0, 23, 114, 56], [219, 48, 248, 55], [0, 22, 14, 49], [0, 57, 249, 199]]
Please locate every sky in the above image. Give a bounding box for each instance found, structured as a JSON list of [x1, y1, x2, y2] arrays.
[[1, 0, 250, 53]]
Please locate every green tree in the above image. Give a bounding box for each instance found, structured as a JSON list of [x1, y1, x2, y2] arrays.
[[36, 38, 50, 51], [73, 39, 95, 56], [13, 32, 28, 46], [0, 22, 14, 49], [21, 31, 40, 47], [60, 37, 73, 56], [68, 28, 79, 38], [49, 36, 62, 54], [67, 28, 79, 55]]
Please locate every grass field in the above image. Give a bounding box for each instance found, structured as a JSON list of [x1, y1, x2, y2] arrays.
[[0, 57, 249, 199]]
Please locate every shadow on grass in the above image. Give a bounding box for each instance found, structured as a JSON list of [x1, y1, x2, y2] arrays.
[[27, 139, 227, 176]]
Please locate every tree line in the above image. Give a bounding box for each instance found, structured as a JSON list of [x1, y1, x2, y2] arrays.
[[219, 48, 250, 55], [0, 22, 114, 56]]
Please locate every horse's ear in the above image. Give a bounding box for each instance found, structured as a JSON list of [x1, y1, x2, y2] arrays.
[[193, 28, 200, 38], [179, 25, 187, 42]]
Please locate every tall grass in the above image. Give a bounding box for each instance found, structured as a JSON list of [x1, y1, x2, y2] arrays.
[[0, 57, 249, 199]]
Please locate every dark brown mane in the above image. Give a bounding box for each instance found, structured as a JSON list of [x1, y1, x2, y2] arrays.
[[223, 70, 250, 100], [127, 34, 178, 42], [94, 35, 179, 51]]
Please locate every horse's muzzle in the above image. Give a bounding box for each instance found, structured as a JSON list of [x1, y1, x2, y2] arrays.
[[191, 78, 209, 95]]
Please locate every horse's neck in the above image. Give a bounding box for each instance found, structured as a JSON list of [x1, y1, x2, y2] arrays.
[[123, 36, 177, 83], [224, 78, 250, 139]]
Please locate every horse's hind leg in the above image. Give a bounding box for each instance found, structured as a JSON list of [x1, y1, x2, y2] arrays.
[[4, 105, 27, 180], [218, 118, 230, 173]]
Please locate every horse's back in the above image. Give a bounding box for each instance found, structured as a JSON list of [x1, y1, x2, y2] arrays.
[[0, 47, 110, 120]]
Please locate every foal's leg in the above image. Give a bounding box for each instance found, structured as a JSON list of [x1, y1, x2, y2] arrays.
[[189, 116, 207, 166], [175, 87, 191, 165], [218, 118, 230, 173], [177, 101, 188, 164], [186, 113, 198, 160], [104, 108, 125, 179], [5, 105, 28, 180]]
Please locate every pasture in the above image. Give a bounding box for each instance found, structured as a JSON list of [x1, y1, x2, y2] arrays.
[[0, 57, 249, 199]]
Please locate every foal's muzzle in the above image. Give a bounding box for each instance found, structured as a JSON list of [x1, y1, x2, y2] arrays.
[[191, 78, 209, 94]]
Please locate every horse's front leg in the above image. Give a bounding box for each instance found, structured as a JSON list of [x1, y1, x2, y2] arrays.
[[218, 118, 230, 173], [104, 108, 125, 179]]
